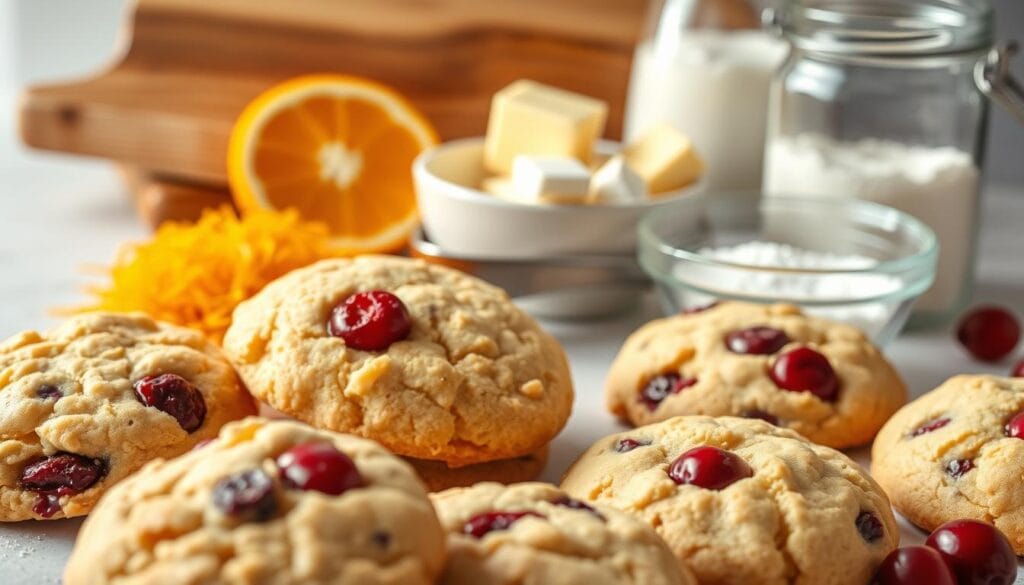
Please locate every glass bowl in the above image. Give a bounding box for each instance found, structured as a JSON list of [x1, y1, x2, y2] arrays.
[[638, 193, 938, 345]]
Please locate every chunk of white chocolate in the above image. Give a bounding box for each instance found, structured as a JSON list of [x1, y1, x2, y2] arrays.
[[511, 155, 591, 204], [588, 155, 647, 203]]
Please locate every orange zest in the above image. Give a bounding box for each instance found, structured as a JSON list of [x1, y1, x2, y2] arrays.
[[227, 74, 438, 254]]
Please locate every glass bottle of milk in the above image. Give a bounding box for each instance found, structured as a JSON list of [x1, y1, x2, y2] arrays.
[[624, 0, 788, 191]]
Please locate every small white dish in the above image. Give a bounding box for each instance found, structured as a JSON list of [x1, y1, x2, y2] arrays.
[[412, 137, 705, 258]]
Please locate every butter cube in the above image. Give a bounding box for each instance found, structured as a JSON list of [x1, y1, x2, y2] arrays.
[[511, 155, 591, 204], [624, 123, 704, 195], [588, 156, 647, 203], [484, 80, 608, 174], [480, 176, 519, 201]]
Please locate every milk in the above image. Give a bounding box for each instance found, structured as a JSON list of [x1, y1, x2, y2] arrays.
[[624, 30, 787, 191]]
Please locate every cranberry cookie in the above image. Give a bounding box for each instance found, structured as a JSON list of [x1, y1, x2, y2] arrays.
[[222, 256, 574, 467], [606, 302, 906, 448], [0, 312, 255, 521], [64, 417, 446, 585], [872, 375, 1024, 554], [431, 482, 695, 585], [561, 416, 898, 585]]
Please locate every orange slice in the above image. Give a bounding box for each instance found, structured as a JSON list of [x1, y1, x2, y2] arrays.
[[228, 74, 438, 254]]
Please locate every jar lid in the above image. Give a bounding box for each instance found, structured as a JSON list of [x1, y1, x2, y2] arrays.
[[777, 0, 993, 57]]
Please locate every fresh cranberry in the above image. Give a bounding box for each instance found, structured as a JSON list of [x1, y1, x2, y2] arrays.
[[926, 519, 1017, 585], [613, 438, 648, 453], [276, 443, 363, 496], [133, 374, 207, 433], [553, 496, 605, 520], [956, 306, 1021, 362], [946, 459, 975, 479], [1005, 412, 1024, 439], [212, 469, 276, 521], [328, 290, 411, 351], [21, 453, 106, 495], [639, 374, 698, 411], [682, 301, 719, 315], [742, 410, 779, 426], [668, 446, 753, 490], [463, 511, 544, 538], [769, 347, 839, 402], [35, 385, 62, 400], [872, 546, 956, 585], [1012, 360, 1024, 377], [857, 511, 885, 543], [912, 417, 951, 437], [725, 326, 791, 355]]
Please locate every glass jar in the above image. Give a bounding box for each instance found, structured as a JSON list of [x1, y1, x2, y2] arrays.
[[763, 0, 1023, 326], [624, 0, 789, 191]]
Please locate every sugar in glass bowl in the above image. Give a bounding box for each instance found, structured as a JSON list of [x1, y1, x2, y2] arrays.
[[638, 193, 938, 345]]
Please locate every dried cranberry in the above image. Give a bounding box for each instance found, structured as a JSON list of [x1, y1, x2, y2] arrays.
[[912, 417, 951, 437], [946, 459, 975, 479], [35, 385, 62, 401], [463, 511, 544, 538], [1012, 360, 1024, 377], [639, 374, 697, 411], [725, 326, 790, 355], [21, 453, 106, 495], [682, 301, 719, 315], [276, 443, 363, 496], [212, 469, 276, 521], [872, 546, 956, 585], [769, 347, 839, 402], [1005, 412, 1024, 439], [613, 438, 648, 453], [328, 290, 412, 351], [857, 511, 885, 543], [926, 520, 1017, 585], [956, 306, 1021, 362], [133, 374, 207, 432], [668, 446, 752, 490], [552, 496, 604, 520]]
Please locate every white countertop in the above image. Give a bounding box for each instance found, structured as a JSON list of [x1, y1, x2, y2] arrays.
[[1, 121, 1023, 583]]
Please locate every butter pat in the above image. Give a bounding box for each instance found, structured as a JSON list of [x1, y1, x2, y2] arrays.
[[511, 155, 591, 204], [588, 155, 647, 203], [624, 123, 704, 194], [480, 176, 519, 201], [484, 80, 608, 174]]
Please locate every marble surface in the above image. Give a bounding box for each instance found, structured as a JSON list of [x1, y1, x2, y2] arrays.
[[1, 117, 1023, 582]]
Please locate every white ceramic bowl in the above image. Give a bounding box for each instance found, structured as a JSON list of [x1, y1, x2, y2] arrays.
[[413, 137, 705, 258]]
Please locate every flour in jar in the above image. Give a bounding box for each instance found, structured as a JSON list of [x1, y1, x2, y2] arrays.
[[681, 241, 902, 336], [764, 133, 979, 314]]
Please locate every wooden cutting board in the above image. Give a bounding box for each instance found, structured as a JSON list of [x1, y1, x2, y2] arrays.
[[19, 0, 649, 226]]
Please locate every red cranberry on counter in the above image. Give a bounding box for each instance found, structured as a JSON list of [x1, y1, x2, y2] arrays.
[[956, 306, 1020, 362], [872, 546, 956, 585], [925, 519, 1017, 585]]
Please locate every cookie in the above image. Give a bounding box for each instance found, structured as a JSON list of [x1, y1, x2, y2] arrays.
[[0, 312, 256, 521], [431, 482, 695, 585], [872, 375, 1024, 553], [407, 447, 549, 492], [64, 417, 446, 585], [222, 256, 574, 466], [606, 302, 906, 448], [561, 416, 898, 585]]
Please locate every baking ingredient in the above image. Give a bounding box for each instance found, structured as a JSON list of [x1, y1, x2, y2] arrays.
[[276, 443, 364, 496], [667, 446, 752, 490], [212, 469, 277, 521], [589, 155, 647, 203], [872, 546, 956, 585], [625, 31, 786, 190], [639, 374, 697, 411], [511, 155, 591, 204], [955, 305, 1020, 362], [228, 74, 437, 253], [327, 290, 412, 351], [725, 326, 790, 355], [132, 374, 207, 433], [480, 176, 517, 200], [925, 520, 1017, 585], [769, 347, 839, 402], [764, 134, 980, 315], [1014, 361, 1024, 378], [911, 417, 951, 437], [79, 206, 341, 343], [484, 79, 608, 174], [463, 511, 544, 538], [688, 241, 902, 336], [623, 122, 704, 194], [856, 511, 885, 543], [1005, 412, 1024, 438], [945, 459, 975, 479]]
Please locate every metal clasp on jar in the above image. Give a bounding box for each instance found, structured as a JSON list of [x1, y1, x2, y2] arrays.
[[976, 42, 1024, 125]]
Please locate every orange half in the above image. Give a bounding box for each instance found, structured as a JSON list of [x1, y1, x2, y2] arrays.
[[228, 74, 438, 254]]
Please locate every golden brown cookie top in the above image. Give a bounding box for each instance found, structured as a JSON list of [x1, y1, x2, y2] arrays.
[[222, 256, 574, 465], [431, 482, 694, 585], [0, 311, 255, 521], [606, 301, 906, 448], [561, 415, 898, 585], [64, 417, 446, 585], [872, 375, 1024, 553]]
